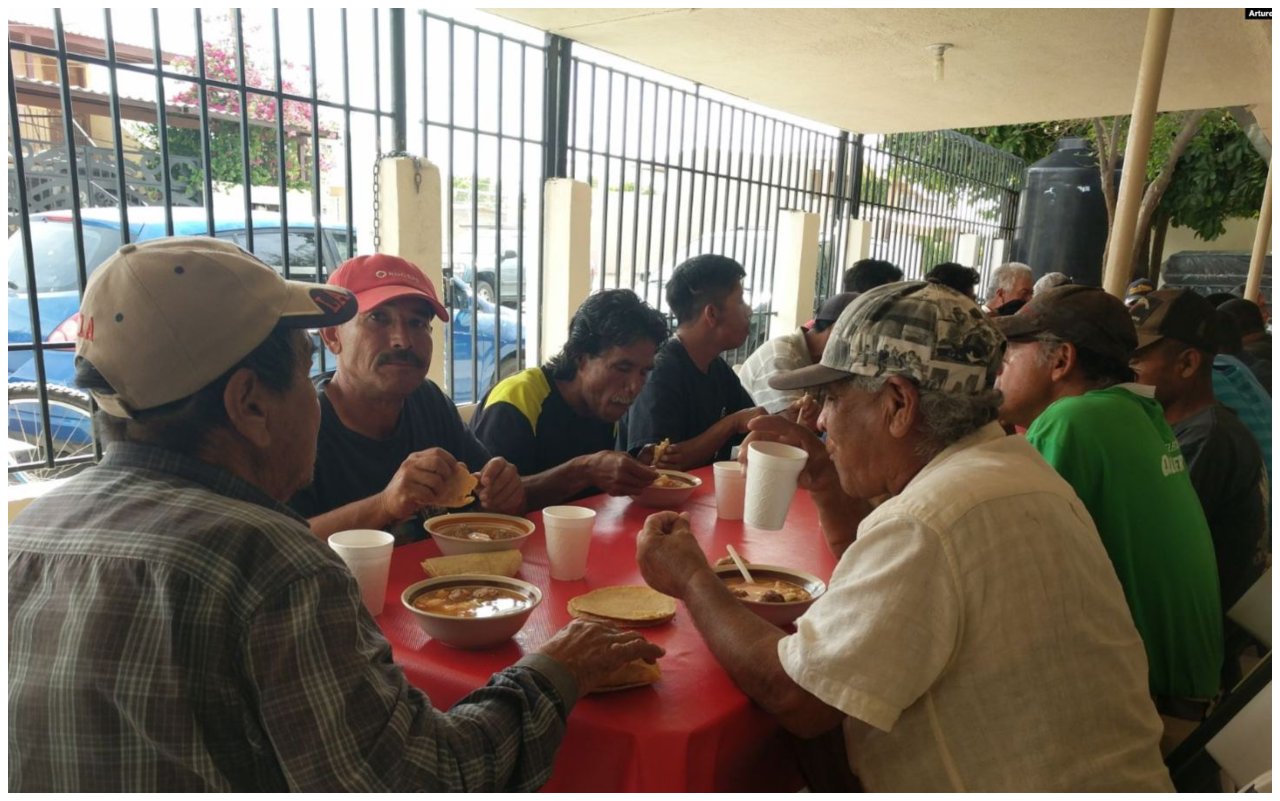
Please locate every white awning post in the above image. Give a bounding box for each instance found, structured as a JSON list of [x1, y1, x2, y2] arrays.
[[1245, 161, 1272, 303], [1102, 8, 1175, 298]]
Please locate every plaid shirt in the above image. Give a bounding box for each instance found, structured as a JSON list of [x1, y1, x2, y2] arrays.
[[737, 329, 813, 413], [9, 443, 573, 791]]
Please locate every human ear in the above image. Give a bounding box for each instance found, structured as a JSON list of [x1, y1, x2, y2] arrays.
[[223, 368, 271, 449], [882, 376, 919, 439], [318, 325, 342, 355], [1048, 342, 1075, 382], [1177, 348, 1201, 379]]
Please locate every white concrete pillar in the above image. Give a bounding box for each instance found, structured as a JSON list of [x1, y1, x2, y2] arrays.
[[770, 210, 820, 341], [375, 155, 444, 387], [1246, 162, 1272, 302], [1102, 8, 1175, 298], [845, 218, 873, 270], [541, 178, 593, 363], [956, 233, 981, 268], [989, 239, 1008, 268]]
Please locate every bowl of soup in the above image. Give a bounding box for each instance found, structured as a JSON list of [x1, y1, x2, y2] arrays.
[[401, 575, 543, 649], [425, 512, 536, 555], [632, 470, 702, 508], [712, 563, 826, 627]]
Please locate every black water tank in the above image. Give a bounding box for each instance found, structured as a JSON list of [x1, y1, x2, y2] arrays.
[[1013, 138, 1120, 287]]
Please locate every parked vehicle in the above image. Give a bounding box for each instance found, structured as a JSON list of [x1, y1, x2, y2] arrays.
[[8, 206, 522, 483], [454, 249, 522, 306]]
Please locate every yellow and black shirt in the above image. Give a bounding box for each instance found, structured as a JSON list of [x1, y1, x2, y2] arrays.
[[469, 366, 617, 479]]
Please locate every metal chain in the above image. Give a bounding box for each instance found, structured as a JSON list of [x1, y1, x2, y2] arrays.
[[372, 151, 423, 253]]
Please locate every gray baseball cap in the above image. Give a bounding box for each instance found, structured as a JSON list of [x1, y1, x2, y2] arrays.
[[769, 281, 1006, 394]]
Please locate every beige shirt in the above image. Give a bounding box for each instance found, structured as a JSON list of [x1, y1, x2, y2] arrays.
[[778, 423, 1172, 791]]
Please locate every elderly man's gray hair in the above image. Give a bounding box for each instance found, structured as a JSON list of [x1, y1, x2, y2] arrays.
[[986, 262, 1033, 302], [845, 374, 1003, 460]]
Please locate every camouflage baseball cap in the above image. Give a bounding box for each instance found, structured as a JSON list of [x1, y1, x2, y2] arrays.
[[769, 281, 1006, 394]]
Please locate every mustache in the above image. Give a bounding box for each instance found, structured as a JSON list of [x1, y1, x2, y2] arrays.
[[376, 350, 425, 367]]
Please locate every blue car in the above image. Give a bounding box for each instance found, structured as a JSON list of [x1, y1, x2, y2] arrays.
[[8, 206, 523, 482]]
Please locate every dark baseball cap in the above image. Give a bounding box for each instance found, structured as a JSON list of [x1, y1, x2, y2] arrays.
[[814, 292, 859, 325], [993, 284, 1137, 367], [1128, 288, 1219, 352]]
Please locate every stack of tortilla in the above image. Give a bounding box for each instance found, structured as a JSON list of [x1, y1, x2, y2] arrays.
[[420, 550, 522, 578], [567, 586, 676, 628]]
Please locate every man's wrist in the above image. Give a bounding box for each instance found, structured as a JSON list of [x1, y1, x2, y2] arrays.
[[516, 652, 580, 714], [572, 453, 597, 488]]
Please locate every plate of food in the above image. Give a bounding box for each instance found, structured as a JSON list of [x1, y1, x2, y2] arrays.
[[424, 512, 536, 555], [631, 469, 702, 508]]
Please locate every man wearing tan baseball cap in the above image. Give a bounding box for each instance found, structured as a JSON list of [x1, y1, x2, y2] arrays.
[[288, 253, 526, 542], [9, 236, 660, 791]]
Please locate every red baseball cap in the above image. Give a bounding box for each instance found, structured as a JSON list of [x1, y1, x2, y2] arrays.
[[327, 253, 450, 322]]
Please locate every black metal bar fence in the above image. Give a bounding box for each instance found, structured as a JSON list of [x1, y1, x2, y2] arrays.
[[857, 129, 1024, 289], [6, 9, 391, 483], [6, 9, 1023, 484]]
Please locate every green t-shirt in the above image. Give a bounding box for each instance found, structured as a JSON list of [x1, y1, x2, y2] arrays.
[[1026, 385, 1223, 699]]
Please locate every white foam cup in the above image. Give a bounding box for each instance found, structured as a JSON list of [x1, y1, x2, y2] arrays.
[[542, 505, 597, 581], [328, 529, 395, 615], [713, 461, 747, 520], [742, 441, 809, 530]]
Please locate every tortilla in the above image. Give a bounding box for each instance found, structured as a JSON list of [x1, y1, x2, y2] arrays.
[[651, 437, 671, 467], [438, 462, 479, 508], [591, 658, 663, 693], [420, 550, 522, 578], [568, 586, 677, 626], [569, 611, 673, 629]]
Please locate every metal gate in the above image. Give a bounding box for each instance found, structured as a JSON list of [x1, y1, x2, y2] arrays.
[[7, 9, 1024, 484]]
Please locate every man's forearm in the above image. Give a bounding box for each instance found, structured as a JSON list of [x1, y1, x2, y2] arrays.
[[669, 416, 738, 470], [681, 570, 844, 737], [520, 455, 594, 510], [308, 495, 396, 541]]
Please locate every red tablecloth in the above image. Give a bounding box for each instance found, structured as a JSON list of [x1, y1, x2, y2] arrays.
[[376, 465, 837, 792]]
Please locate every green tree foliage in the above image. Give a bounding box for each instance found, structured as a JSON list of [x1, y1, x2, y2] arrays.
[[133, 15, 330, 191], [1158, 109, 1268, 240], [963, 111, 1266, 245], [959, 121, 1092, 164]]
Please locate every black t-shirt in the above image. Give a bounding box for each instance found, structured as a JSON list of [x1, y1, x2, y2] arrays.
[[288, 374, 492, 544], [1172, 402, 1268, 609], [620, 337, 755, 466], [469, 366, 617, 497]]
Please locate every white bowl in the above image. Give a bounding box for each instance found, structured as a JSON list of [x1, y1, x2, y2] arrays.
[[631, 470, 702, 508], [401, 575, 542, 649], [424, 512, 535, 555], [713, 563, 826, 627]]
